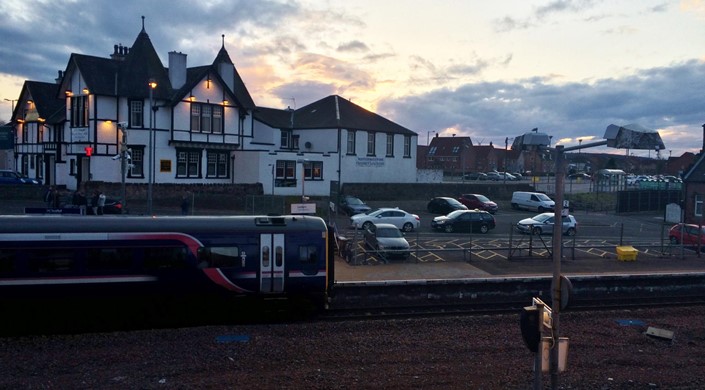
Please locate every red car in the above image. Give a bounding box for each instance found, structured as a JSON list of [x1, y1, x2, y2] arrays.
[[668, 223, 705, 247], [457, 194, 498, 214]]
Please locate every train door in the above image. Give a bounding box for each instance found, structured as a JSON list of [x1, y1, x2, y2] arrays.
[[259, 233, 285, 293]]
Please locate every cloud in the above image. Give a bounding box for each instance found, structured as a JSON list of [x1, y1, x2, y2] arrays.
[[377, 59, 705, 155]]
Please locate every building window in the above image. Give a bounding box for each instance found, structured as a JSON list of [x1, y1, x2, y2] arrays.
[[275, 160, 297, 187], [696, 194, 703, 217], [70, 96, 88, 127], [292, 135, 300, 150], [206, 150, 229, 178], [129, 100, 143, 128], [127, 146, 144, 178], [386, 134, 394, 157], [367, 132, 376, 156], [347, 131, 356, 154], [36, 156, 43, 179], [280, 130, 291, 149], [404, 136, 411, 157], [212, 106, 223, 134], [176, 149, 201, 178], [20, 123, 27, 143], [190, 103, 223, 134], [21, 155, 28, 176], [303, 161, 323, 181]]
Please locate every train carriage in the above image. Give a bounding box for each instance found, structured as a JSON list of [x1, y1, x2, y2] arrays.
[[0, 215, 334, 307]]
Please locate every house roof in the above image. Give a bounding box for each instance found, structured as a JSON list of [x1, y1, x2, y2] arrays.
[[427, 136, 472, 156], [683, 152, 705, 182], [292, 95, 416, 135], [58, 24, 255, 110], [253, 107, 295, 129], [18, 81, 65, 124]]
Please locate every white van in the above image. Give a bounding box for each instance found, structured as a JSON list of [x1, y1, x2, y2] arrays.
[[511, 191, 555, 212]]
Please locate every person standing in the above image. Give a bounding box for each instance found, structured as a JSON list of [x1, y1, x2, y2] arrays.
[[44, 186, 56, 208], [98, 192, 106, 215], [91, 191, 100, 215], [73, 190, 88, 215], [181, 191, 191, 215]]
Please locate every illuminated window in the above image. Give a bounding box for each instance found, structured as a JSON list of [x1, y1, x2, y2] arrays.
[[386, 133, 394, 157]]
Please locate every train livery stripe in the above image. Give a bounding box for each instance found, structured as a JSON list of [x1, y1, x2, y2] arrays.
[[202, 268, 253, 293], [288, 270, 327, 278], [0, 275, 158, 286], [0, 232, 205, 257]]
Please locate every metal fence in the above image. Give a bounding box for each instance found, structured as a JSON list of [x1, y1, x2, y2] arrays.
[[616, 190, 681, 213]]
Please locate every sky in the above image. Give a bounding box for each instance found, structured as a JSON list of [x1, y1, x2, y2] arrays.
[[1, 0, 705, 158]]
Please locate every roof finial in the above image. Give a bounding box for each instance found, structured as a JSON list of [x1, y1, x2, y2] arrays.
[[141, 16, 145, 32], [221, 34, 225, 48]]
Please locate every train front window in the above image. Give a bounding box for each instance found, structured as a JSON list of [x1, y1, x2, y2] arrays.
[[299, 245, 318, 264]]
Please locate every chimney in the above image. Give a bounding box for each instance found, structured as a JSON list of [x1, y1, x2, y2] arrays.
[[55, 70, 63, 84], [110, 44, 127, 61], [702, 123, 705, 153], [168, 51, 187, 90]]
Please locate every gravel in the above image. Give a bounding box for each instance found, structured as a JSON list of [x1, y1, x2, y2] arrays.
[[1, 305, 704, 389]]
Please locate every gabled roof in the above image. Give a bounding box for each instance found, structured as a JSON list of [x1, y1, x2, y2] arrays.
[[683, 152, 705, 182], [58, 23, 255, 110], [427, 136, 472, 156], [292, 95, 416, 135], [18, 81, 65, 124]]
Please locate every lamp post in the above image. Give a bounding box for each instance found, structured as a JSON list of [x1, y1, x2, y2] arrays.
[[147, 79, 157, 215], [118, 123, 128, 211], [297, 158, 309, 202], [4, 98, 16, 118], [513, 124, 665, 390]]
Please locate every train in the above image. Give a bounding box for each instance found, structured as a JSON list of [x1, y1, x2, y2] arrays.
[[0, 214, 335, 312]]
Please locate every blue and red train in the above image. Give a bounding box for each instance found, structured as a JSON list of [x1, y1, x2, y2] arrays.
[[0, 215, 335, 309]]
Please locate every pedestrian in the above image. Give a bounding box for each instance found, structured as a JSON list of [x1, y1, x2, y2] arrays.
[[181, 191, 191, 215], [73, 190, 88, 215], [44, 186, 55, 208], [98, 192, 106, 215], [91, 191, 100, 215]]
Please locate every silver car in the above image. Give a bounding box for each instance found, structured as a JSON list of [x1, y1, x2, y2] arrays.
[[350, 207, 420, 232], [516, 212, 578, 236], [363, 223, 410, 259]]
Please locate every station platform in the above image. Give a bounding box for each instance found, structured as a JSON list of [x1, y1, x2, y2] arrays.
[[334, 258, 491, 282]]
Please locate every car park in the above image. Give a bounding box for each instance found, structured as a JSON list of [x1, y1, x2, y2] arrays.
[[427, 197, 468, 214], [338, 195, 371, 216], [0, 170, 42, 185], [668, 223, 705, 247], [431, 209, 496, 233], [457, 193, 498, 214], [350, 208, 420, 232], [516, 212, 577, 236], [511, 191, 555, 212], [363, 223, 410, 259]]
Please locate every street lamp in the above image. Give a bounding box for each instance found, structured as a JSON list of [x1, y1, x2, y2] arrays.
[[513, 123, 665, 389], [147, 78, 157, 215], [4, 98, 17, 118]]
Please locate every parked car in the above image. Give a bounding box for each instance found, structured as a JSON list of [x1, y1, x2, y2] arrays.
[[568, 173, 591, 180], [516, 212, 577, 236], [457, 193, 498, 214], [511, 172, 524, 180], [86, 197, 124, 215], [350, 208, 420, 232], [363, 223, 410, 259], [0, 170, 42, 185], [338, 195, 371, 216], [431, 209, 496, 233], [427, 197, 468, 214], [485, 172, 501, 181], [463, 172, 488, 181], [498, 172, 518, 181], [668, 223, 705, 247]]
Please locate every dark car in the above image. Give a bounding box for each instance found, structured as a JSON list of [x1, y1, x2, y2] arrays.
[[87, 197, 124, 215], [0, 170, 42, 185], [457, 193, 498, 214], [427, 197, 468, 214], [363, 223, 410, 259], [668, 223, 705, 248], [463, 172, 488, 181], [431, 209, 496, 233], [338, 195, 371, 216], [568, 173, 591, 180]]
